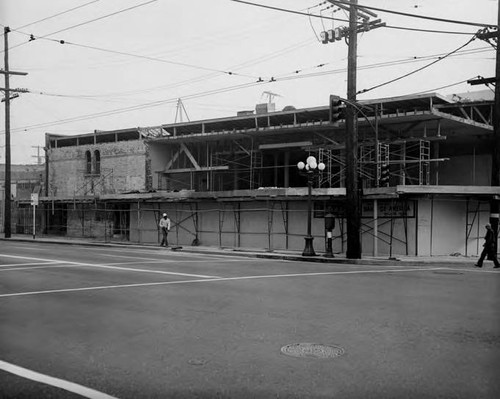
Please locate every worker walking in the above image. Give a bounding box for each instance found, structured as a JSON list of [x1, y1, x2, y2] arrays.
[[159, 213, 171, 247], [475, 223, 500, 268]]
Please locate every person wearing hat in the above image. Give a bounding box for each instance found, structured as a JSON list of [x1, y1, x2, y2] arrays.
[[159, 212, 171, 247], [475, 223, 500, 268]]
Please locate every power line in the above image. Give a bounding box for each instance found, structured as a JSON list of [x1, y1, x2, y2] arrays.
[[8, 29, 265, 81], [39, 0, 158, 38], [5, 0, 158, 53], [230, 0, 484, 35], [14, 0, 101, 30], [357, 34, 478, 95], [63, 41, 262, 80], [410, 78, 473, 96], [9, 39, 489, 134], [5, 81, 267, 134], [275, 46, 492, 80], [15, 45, 493, 108], [384, 24, 478, 36], [229, 0, 350, 23], [330, 0, 497, 28]]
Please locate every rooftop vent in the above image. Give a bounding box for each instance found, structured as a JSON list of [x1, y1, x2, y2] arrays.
[[255, 103, 276, 114]]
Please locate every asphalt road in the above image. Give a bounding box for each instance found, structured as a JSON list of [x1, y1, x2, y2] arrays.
[[1, 241, 499, 399]]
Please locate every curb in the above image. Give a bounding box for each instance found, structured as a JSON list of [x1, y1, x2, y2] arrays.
[[0, 237, 474, 268]]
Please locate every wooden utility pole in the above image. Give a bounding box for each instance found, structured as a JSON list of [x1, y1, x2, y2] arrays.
[[323, 1, 382, 259], [491, 5, 500, 248], [3, 27, 12, 238], [2, 27, 27, 238], [345, 0, 362, 258]]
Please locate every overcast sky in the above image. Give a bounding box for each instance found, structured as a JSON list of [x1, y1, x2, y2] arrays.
[[0, 0, 497, 164]]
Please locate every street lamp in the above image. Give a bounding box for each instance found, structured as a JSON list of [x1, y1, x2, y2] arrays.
[[297, 156, 325, 256]]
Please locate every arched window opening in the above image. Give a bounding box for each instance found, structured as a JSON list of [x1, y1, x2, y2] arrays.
[[94, 150, 101, 174], [85, 150, 92, 174]]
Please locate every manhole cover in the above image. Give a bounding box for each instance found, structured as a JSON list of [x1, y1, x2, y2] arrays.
[[280, 343, 344, 359]]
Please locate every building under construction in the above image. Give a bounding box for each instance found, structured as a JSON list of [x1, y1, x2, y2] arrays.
[[31, 93, 498, 257]]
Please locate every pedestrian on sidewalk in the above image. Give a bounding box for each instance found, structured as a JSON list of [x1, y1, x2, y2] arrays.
[[475, 223, 499, 268], [159, 213, 171, 247]]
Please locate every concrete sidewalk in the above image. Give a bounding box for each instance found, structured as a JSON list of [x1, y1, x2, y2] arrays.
[[1, 234, 484, 268]]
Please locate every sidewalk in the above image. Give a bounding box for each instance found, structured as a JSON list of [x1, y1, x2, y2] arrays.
[[0, 234, 482, 268]]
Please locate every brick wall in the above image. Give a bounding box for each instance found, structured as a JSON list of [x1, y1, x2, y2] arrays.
[[48, 140, 148, 197]]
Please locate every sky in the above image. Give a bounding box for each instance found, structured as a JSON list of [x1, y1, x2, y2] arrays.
[[0, 0, 498, 164]]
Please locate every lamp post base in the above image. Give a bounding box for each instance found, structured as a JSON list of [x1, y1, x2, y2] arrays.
[[302, 236, 316, 257], [324, 238, 334, 258]]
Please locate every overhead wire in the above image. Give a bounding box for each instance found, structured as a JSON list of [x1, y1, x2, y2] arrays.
[[42, 0, 158, 37], [409, 79, 475, 96], [229, 0, 485, 35], [5, 81, 268, 134], [62, 41, 262, 79], [229, 0, 350, 23], [274, 46, 492, 81], [13, 44, 492, 110], [357, 34, 479, 95], [3, 1, 493, 134], [7, 29, 268, 81], [4, 0, 159, 53], [10, 40, 490, 135], [329, 0, 497, 28], [13, 0, 101, 30]]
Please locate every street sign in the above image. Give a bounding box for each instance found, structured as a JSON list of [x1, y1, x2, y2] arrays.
[[31, 193, 39, 206]]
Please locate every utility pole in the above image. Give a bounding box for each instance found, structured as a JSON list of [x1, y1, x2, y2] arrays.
[[491, 6, 500, 252], [1, 27, 27, 238], [323, 0, 382, 259], [345, 0, 361, 258]]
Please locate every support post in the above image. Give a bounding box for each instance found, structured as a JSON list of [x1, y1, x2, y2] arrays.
[[345, 0, 362, 258], [303, 174, 316, 256]]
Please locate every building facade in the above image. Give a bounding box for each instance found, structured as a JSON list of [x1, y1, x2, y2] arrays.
[[0, 163, 45, 234], [38, 93, 499, 257]]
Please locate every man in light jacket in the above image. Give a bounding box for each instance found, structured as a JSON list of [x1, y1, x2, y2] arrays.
[[159, 213, 171, 247]]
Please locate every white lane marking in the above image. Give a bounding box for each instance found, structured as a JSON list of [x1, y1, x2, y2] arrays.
[[0, 254, 69, 262], [0, 265, 88, 272], [0, 254, 219, 279], [0, 360, 118, 399], [440, 267, 500, 274], [79, 263, 219, 279], [0, 262, 63, 268], [0, 260, 177, 272], [0, 267, 446, 298], [97, 252, 247, 263]]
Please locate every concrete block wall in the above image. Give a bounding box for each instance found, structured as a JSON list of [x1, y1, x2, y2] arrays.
[[48, 140, 148, 197]]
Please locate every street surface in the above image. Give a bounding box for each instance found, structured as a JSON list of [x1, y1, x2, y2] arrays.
[[0, 241, 499, 398]]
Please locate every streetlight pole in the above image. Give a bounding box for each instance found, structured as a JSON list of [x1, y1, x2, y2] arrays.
[[298, 156, 325, 256]]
